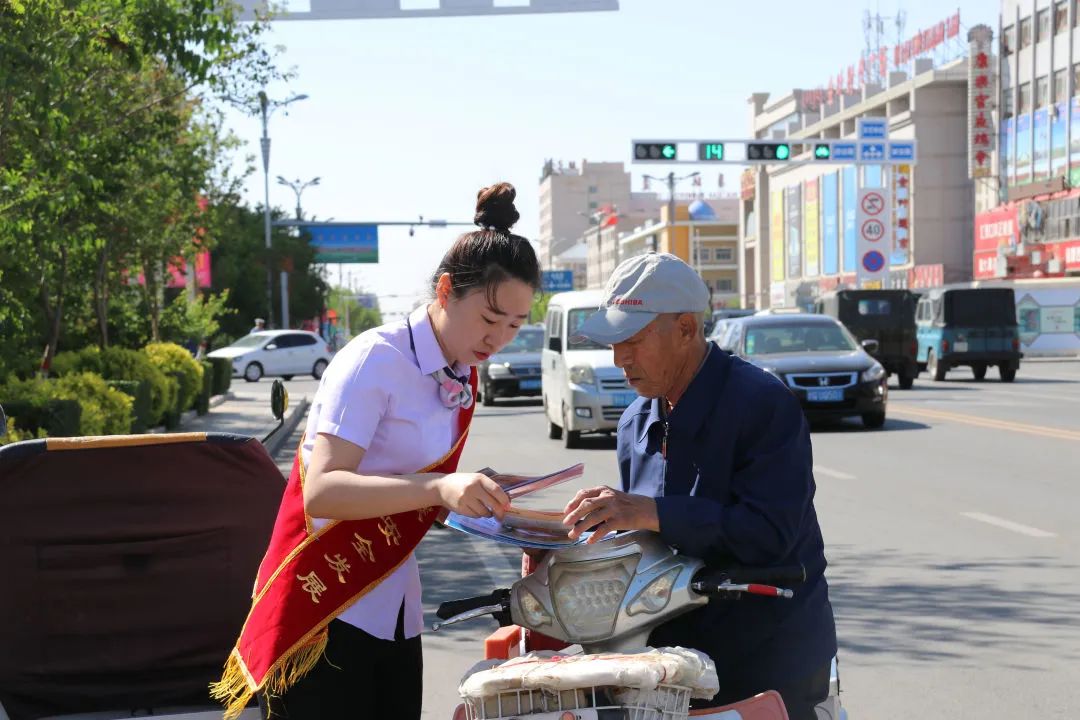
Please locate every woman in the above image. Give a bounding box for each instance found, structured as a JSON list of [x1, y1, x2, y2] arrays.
[[213, 182, 541, 719]]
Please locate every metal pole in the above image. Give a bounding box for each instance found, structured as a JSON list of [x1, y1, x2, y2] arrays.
[[667, 171, 675, 255], [259, 92, 274, 329]]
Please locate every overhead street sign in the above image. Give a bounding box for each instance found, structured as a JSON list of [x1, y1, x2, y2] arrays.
[[858, 117, 889, 139], [631, 138, 918, 165]]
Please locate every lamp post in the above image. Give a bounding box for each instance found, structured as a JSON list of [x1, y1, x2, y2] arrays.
[[258, 90, 308, 328], [643, 171, 700, 269], [276, 175, 321, 221]]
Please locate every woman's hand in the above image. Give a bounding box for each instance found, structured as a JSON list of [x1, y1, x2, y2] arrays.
[[434, 473, 511, 520]]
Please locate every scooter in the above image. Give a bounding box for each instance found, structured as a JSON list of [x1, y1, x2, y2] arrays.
[[435, 530, 845, 720]]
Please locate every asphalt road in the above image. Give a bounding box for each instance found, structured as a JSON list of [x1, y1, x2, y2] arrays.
[[273, 362, 1080, 719]]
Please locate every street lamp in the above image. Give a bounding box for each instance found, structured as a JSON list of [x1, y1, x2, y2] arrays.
[[257, 90, 308, 328], [276, 175, 321, 220], [643, 171, 699, 263]]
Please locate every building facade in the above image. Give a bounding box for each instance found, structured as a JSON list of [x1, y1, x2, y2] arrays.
[[739, 59, 975, 309]]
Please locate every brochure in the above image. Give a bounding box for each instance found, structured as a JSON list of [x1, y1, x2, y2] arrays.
[[444, 463, 590, 549]]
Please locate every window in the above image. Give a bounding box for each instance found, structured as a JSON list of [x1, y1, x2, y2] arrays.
[[1074, 63, 1080, 97], [1057, 1, 1070, 33], [744, 323, 856, 356], [1019, 82, 1032, 114], [288, 333, 318, 346], [696, 247, 711, 262], [1036, 76, 1050, 107], [1003, 90, 1015, 119], [1037, 8, 1051, 41], [1003, 24, 1015, 55], [1055, 69, 1069, 103], [566, 308, 606, 350], [1020, 16, 1033, 48], [858, 299, 892, 316], [716, 247, 734, 262], [716, 278, 735, 292]]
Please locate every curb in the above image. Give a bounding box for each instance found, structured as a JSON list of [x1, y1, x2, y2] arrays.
[[264, 396, 310, 459]]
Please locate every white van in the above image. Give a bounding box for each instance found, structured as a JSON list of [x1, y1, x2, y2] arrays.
[[541, 290, 638, 448]]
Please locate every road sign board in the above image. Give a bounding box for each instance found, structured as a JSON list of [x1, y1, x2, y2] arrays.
[[860, 191, 886, 216], [858, 118, 889, 140], [831, 143, 857, 161], [856, 188, 891, 288], [888, 141, 916, 162], [860, 142, 886, 162], [542, 270, 574, 293]]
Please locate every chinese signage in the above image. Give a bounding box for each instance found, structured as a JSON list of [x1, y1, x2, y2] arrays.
[[892, 164, 912, 264], [895, 11, 962, 67], [541, 270, 574, 293], [968, 25, 995, 179], [770, 191, 785, 282], [805, 179, 820, 277], [740, 168, 756, 201]]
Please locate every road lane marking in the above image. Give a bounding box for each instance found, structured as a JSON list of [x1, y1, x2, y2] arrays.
[[815, 466, 857, 480], [890, 405, 1080, 442], [961, 512, 1057, 538]]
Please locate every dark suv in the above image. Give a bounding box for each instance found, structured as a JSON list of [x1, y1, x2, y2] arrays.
[[816, 289, 919, 389], [477, 325, 544, 406]]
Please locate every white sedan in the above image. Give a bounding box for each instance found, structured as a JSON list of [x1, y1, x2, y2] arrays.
[[208, 330, 335, 382]]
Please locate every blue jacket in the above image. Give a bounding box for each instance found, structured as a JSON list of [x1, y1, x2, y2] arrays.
[[617, 344, 837, 698]]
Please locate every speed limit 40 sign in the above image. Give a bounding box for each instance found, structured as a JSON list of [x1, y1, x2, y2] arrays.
[[856, 188, 891, 288]]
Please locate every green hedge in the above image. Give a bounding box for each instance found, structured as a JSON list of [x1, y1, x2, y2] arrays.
[[163, 370, 185, 430], [0, 398, 81, 439], [107, 379, 152, 434], [196, 361, 213, 416], [145, 342, 204, 412], [209, 356, 232, 396], [52, 346, 173, 426]]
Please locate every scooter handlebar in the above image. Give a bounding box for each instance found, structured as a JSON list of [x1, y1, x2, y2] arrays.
[[692, 564, 806, 587], [436, 589, 511, 621]]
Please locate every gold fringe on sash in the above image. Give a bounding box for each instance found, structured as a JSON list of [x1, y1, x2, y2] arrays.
[[209, 631, 329, 720]]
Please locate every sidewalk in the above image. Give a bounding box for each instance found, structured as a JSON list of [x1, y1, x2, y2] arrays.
[[171, 384, 310, 459]]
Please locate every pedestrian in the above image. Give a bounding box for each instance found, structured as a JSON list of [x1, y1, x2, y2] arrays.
[[249, 317, 265, 334], [562, 252, 838, 720], [213, 182, 542, 720]]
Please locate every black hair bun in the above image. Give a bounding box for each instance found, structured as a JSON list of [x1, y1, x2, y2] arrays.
[[474, 182, 520, 232]]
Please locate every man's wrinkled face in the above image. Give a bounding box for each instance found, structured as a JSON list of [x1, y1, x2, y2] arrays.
[[612, 314, 692, 399]]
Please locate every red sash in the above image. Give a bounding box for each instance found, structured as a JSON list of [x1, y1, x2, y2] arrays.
[[212, 369, 477, 719]]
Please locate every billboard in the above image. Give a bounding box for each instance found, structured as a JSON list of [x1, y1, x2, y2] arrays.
[[843, 167, 857, 272], [1016, 113, 1032, 184], [1033, 107, 1050, 182], [770, 190, 785, 282], [305, 224, 379, 263], [1052, 102, 1067, 178], [804, 179, 820, 277], [1003, 116, 1014, 184], [785, 185, 802, 279], [822, 172, 839, 276]]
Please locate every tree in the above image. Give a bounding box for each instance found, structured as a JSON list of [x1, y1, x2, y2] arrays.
[[0, 0, 280, 374]]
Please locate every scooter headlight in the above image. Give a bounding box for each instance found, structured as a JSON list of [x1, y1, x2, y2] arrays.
[[626, 567, 681, 616], [550, 556, 636, 641], [517, 588, 552, 628]]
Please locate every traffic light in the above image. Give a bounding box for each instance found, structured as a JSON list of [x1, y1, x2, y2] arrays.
[[634, 142, 678, 161], [697, 142, 725, 161], [814, 143, 832, 160], [746, 143, 790, 162]]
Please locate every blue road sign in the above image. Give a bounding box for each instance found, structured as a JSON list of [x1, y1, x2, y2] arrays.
[[860, 142, 886, 162], [304, 224, 379, 263], [832, 143, 857, 161], [888, 141, 916, 162], [542, 270, 574, 293], [858, 118, 888, 140]]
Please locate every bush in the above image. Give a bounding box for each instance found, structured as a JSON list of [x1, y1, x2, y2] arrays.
[[0, 398, 81, 439], [209, 356, 232, 396], [107, 380, 152, 433], [2, 417, 46, 445], [196, 361, 213, 415], [100, 347, 172, 424], [51, 346, 104, 377], [51, 372, 133, 436], [163, 371, 184, 430], [144, 342, 204, 412]]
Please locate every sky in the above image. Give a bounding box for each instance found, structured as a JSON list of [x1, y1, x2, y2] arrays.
[[217, 0, 996, 320]]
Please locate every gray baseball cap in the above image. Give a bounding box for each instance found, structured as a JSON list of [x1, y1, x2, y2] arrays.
[[576, 252, 710, 345]]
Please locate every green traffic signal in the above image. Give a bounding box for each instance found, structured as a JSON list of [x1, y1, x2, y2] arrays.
[[698, 143, 725, 161], [774, 144, 791, 160], [661, 144, 676, 159], [814, 144, 831, 160]]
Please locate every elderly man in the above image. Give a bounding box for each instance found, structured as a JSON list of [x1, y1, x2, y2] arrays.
[[563, 252, 837, 719]]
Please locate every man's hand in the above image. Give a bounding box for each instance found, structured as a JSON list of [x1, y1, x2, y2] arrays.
[[562, 486, 660, 544]]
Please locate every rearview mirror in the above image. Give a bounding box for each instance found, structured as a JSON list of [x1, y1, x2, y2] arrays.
[[861, 339, 880, 355], [271, 379, 289, 422], [548, 337, 562, 353]]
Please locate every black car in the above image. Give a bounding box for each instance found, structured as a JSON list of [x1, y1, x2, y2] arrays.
[[815, 289, 919, 389], [721, 314, 889, 429], [477, 325, 544, 406]]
